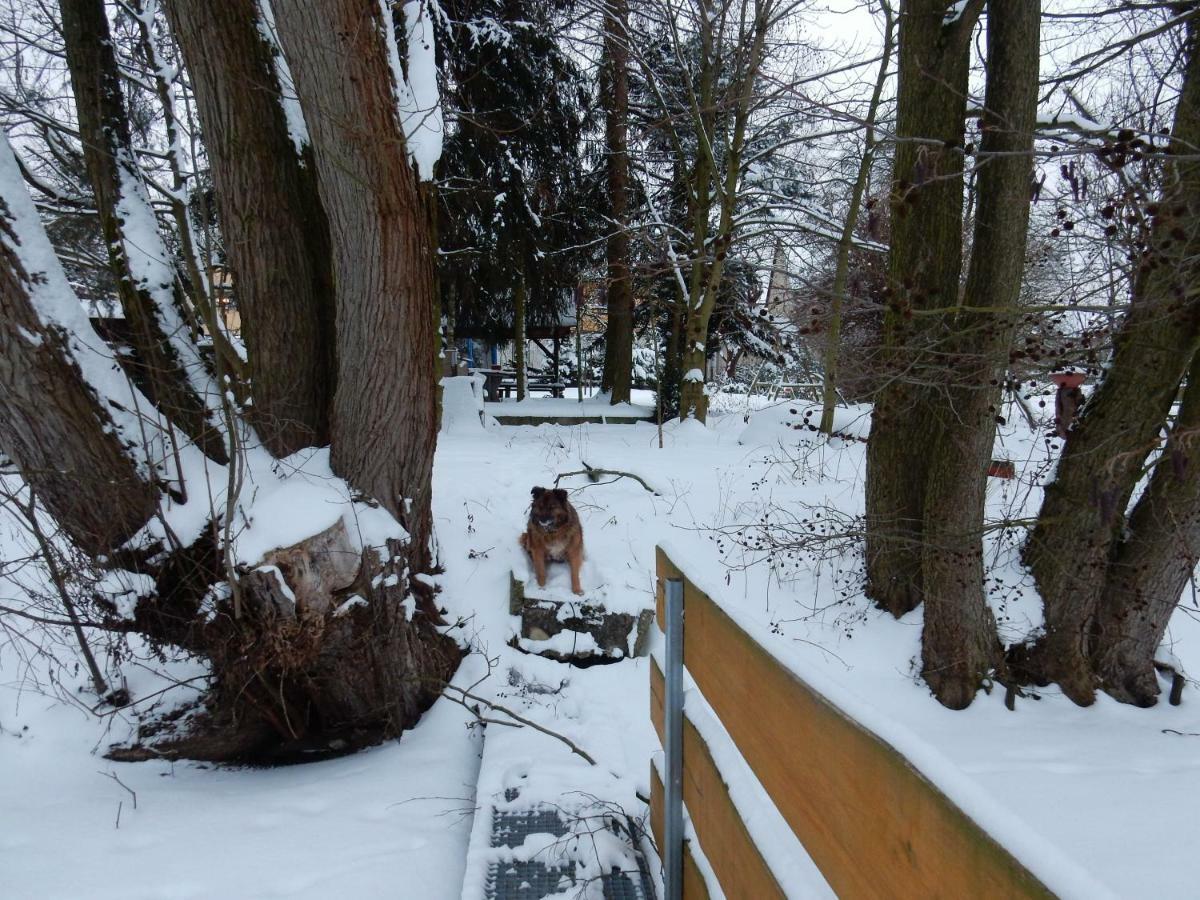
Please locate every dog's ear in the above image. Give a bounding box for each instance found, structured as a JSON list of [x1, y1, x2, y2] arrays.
[[552, 488, 568, 502], [531, 486, 546, 498]]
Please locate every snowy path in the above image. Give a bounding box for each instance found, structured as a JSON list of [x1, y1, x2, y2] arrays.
[[435, 407, 662, 899]]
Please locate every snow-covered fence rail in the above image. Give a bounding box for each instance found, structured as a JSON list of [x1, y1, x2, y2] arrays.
[[648, 546, 1054, 899]]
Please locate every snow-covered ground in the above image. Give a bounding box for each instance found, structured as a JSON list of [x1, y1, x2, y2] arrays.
[[4, 378, 1200, 898]]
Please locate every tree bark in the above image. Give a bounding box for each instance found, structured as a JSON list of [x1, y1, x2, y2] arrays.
[[600, 0, 634, 404], [0, 137, 158, 556], [164, 0, 336, 458], [864, 0, 980, 617], [58, 0, 224, 462], [1023, 26, 1200, 705], [918, 0, 1040, 709], [515, 272, 528, 401], [273, 0, 442, 569], [1092, 358, 1200, 705]]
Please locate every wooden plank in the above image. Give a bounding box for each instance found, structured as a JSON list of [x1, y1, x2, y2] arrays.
[[655, 547, 1054, 900], [652, 661, 787, 899], [650, 763, 712, 900]]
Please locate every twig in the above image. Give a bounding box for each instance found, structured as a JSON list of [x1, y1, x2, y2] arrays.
[[441, 683, 596, 765], [99, 770, 137, 809]]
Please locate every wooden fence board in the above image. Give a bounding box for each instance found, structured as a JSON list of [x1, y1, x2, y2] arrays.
[[655, 546, 1054, 900], [650, 764, 711, 899], [651, 661, 787, 899]]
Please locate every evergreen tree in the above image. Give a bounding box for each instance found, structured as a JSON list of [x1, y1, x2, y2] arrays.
[[436, 0, 598, 348]]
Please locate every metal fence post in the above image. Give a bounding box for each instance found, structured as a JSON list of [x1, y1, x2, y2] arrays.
[[664, 576, 684, 900]]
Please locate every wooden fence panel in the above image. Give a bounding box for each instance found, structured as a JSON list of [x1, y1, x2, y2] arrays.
[[651, 660, 787, 899], [654, 546, 1054, 900], [650, 766, 712, 900]]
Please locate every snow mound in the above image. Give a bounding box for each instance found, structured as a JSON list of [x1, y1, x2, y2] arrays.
[[738, 402, 871, 448], [441, 374, 494, 434]]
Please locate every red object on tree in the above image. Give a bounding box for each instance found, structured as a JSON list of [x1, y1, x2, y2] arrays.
[[1050, 371, 1087, 438], [1049, 371, 1086, 390]]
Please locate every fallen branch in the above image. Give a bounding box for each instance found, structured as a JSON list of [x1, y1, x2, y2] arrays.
[[555, 461, 659, 495]]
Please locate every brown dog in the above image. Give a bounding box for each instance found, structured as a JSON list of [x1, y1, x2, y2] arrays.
[[519, 486, 585, 595]]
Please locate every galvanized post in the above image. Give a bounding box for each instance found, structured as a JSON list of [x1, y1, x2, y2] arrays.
[[663, 576, 684, 900]]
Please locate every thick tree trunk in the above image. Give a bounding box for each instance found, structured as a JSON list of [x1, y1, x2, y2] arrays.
[[1023, 29, 1200, 705], [59, 0, 224, 462], [165, 0, 336, 458], [600, 0, 634, 404], [1092, 360, 1200, 705], [108, 521, 459, 762], [919, 0, 1039, 708], [865, 0, 979, 617], [101, 0, 464, 761], [273, 0, 441, 568], [0, 137, 158, 556]]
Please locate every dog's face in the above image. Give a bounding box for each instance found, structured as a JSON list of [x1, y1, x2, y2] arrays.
[[530, 486, 572, 532]]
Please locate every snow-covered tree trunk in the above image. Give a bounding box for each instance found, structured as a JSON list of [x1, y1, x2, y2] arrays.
[[0, 136, 158, 556], [164, 0, 337, 458], [128, 0, 228, 369], [58, 0, 224, 462], [272, 0, 443, 580], [116, 0, 458, 760]]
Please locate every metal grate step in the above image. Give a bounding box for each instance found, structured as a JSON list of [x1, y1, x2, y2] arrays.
[[484, 808, 655, 900]]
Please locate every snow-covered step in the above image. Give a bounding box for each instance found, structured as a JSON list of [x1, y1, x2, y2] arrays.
[[509, 566, 654, 663]]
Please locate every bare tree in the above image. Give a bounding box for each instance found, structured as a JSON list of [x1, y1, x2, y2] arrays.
[[818, 0, 894, 435], [1023, 16, 1200, 706]]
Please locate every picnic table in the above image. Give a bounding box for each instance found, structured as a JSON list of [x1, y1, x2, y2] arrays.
[[474, 368, 566, 401]]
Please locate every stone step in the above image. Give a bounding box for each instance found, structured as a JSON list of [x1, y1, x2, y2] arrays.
[[509, 570, 653, 663]]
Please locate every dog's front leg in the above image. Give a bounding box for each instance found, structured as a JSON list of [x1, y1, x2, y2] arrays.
[[568, 546, 584, 595], [530, 545, 548, 587]]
